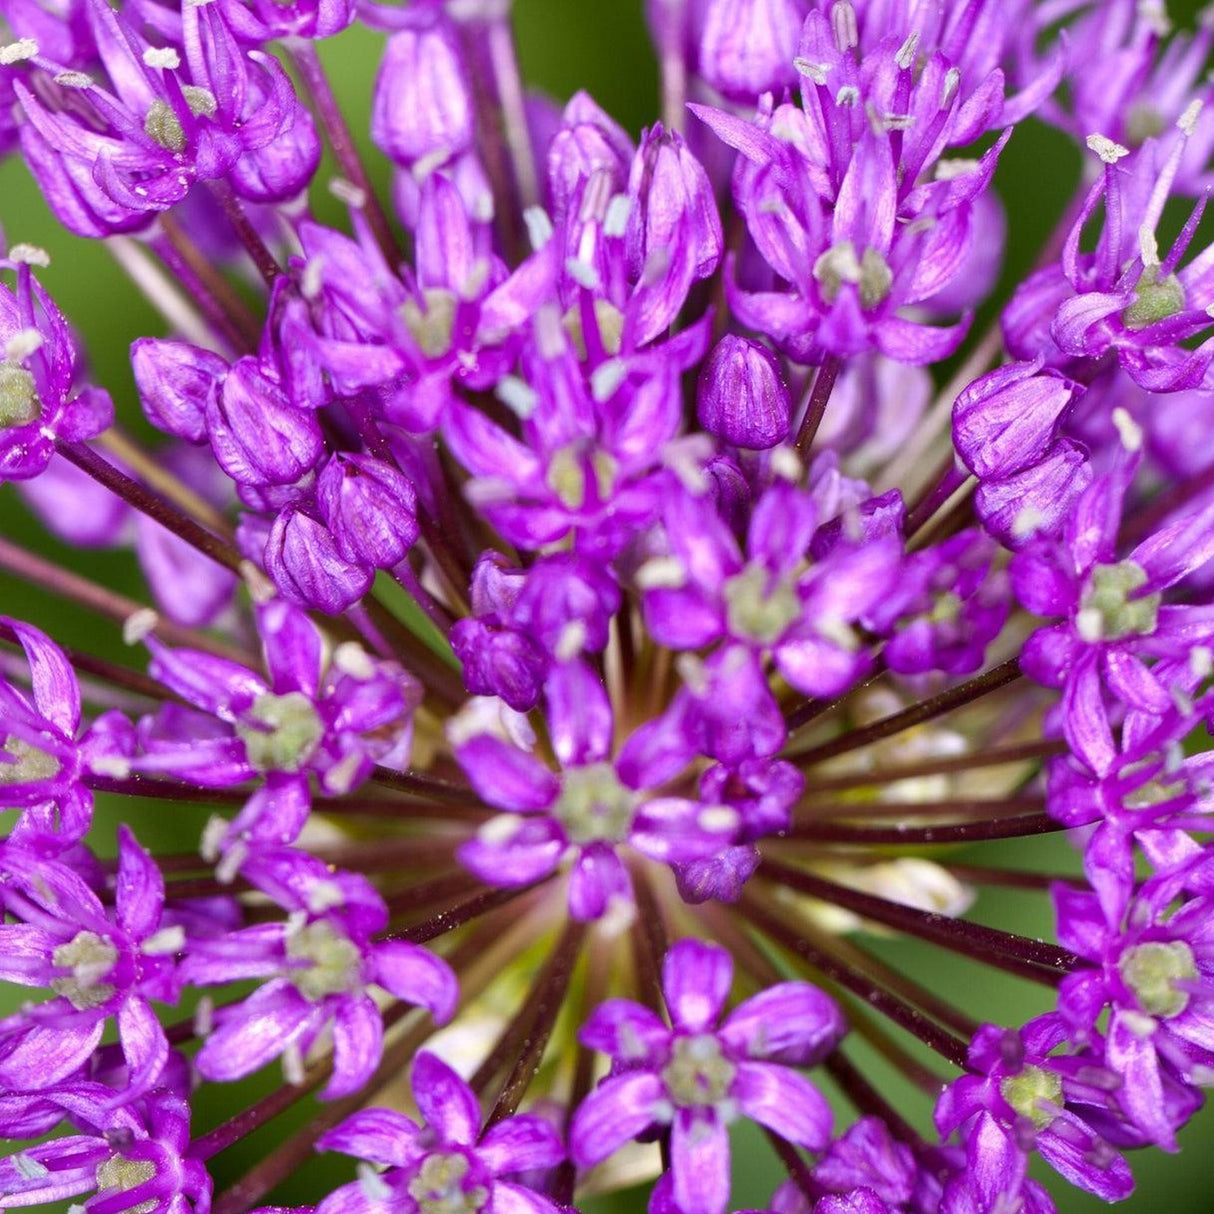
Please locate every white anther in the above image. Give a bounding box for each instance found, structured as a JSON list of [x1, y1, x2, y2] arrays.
[[329, 177, 367, 209], [1086, 133, 1130, 164], [793, 58, 829, 85], [495, 374, 538, 419], [634, 556, 687, 591], [4, 328, 43, 361], [1178, 99, 1203, 137], [603, 194, 632, 238], [1112, 406, 1143, 452], [142, 47, 181, 70], [590, 358, 627, 402], [123, 607, 159, 645], [895, 31, 920, 69], [141, 926, 186, 956], [0, 39, 38, 64], [523, 205, 553, 250], [7, 243, 49, 267]]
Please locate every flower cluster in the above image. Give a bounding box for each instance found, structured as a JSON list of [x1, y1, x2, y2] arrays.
[[1, 1, 1214, 1213]]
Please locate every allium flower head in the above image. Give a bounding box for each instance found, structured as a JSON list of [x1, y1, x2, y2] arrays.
[[2, 2, 1214, 1213]]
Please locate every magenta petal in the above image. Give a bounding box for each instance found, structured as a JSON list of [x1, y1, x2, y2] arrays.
[[369, 941, 458, 1024], [579, 998, 670, 1065], [4, 618, 80, 735], [411, 1051, 482, 1146], [670, 1109, 731, 1214], [569, 1071, 663, 1166], [662, 939, 732, 1033], [731, 1061, 832, 1151], [194, 979, 316, 1082], [317, 1108, 424, 1168], [545, 660, 613, 767], [117, 995, 169, 1095], [455, 736, 559, 811], [323, 993, 383, 1100], [458, 818, 564, 888], [489, 1181, 562, 1214], [478, 1113, 564, 1175], [720, 982, 844, 1066]]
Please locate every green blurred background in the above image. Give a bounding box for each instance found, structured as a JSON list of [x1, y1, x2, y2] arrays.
[[2, 1, 1213, 1210]]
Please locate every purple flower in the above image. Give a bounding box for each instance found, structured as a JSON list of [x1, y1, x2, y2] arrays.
[[454, 661, 738, 920], [936, 1017, 1134, 1203], [571, 939, 842, 1214], [0, 829, 178, 1096], [0, 260, 112, 483], [315, 1051, 563, 1214], [139, 599, 419, 859], [0, 1087, 210, 1214], [183, 848, 456, 1098]]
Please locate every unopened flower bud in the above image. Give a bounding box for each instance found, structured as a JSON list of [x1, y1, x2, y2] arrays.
[[132, 338, 229, 445], [697, 336, 791, 449], [265, 506, 374, 613], [698, 0, 809, 101], [371, 13, 474, 166], [205, 359, 324, 486], [316, 453, 420, 569]]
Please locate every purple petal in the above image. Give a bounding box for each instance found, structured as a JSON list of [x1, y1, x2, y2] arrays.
[[731, 1061, 832, 1150], [117, 995, 169, 1095], [478, 1113, 564, 1175], [489, 1181, 562, 1214], [579, 998, 670, 1066], [567, 843, 633, 921], [720, 983, 844, 1066], [670, 1109, 731, 1214], [4, 619, 79, 735], [411, 1051, 482, 1146], [458, 817, 564, 887], [454, 736, 559, 812], [324, 993, 383, 1100], [317, 1108, 424, 1167], [662, 940, 732, 1033], [194, 980, 317, 1082], [114, 825, 164, 940], [569, 1071, 664, 1165], [368, 941, 458, 1024], [545, 661, 613, 767]]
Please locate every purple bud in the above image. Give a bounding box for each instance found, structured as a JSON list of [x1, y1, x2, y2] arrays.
[[205, 358, 324, 486], [547, 91, 635, 220], [697, 336, 791, 449], [698, 0, 809, 101], [371, 12, 474, 166], [627, 125, 723, 285], [132, 338, 229, 445], [315, 453, 420, 569], [953, 362, 1078, 480], [974, 438, 1094, 549], [265, 506, 374, 613], [450, 618, 547, 712]]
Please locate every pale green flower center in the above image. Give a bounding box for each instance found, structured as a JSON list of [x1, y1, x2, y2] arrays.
[[236, 692, 323, 772], [1076, 561, 1160, 642], [51, 930, 117, 1010], [1000, 1064, 1062, 1131], [546, 445, 617, 510], [1123, 264, 1186, 330], [723, 562, 802, 645], [402, 290, 459, 359], [144, 99, 185, 153], [554, 762, 638, 845], [1120, 941, 1198, 1019], [0, 736, 60, 784], [286, 920, 363, 1000], [408, 1153, 488, 1214], [661, 1034, 736, 1108], [0, 363, 39, 428], [96, 1157, 157, 1214], [814, 241, 893, 309]]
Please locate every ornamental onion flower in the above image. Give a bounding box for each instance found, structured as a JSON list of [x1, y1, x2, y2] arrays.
[[2, 3, 1214, 1213]]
